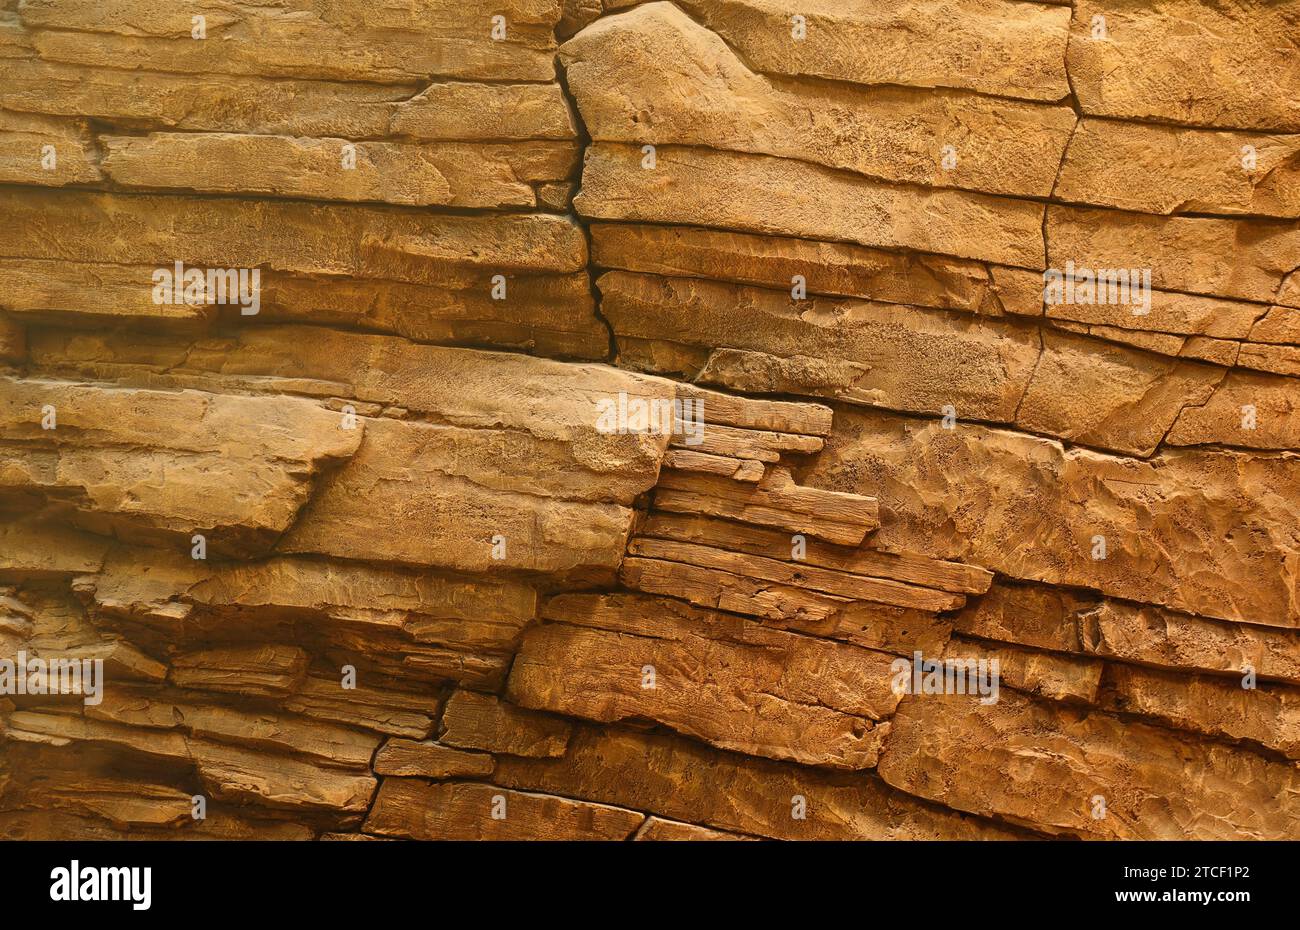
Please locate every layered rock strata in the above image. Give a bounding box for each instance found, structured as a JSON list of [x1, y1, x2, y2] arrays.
[[1, 0, 1297, 840]]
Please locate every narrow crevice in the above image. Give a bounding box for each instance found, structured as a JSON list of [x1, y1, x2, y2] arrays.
[[552, 50, 619, 364]]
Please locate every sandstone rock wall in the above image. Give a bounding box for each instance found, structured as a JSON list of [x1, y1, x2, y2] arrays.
[[0, 0, 1297, 840]]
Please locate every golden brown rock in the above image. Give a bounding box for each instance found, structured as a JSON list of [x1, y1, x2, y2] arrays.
[[372, 739, 495, 779], [807, 410, 1300, 627], [1056, 118, 1300, 217], [0, 111, 99, 186], [283, 677, 442, 740], [4, 67, 577, 148], [634, 818, 754, 841], [1013, 329, 1225, 455], [944, 637, 1103, 704], [101, 134, 578, 209], [577, 144, 1046, 267], [1048, 205, 1300, 304], [0, 315, 24, 363], [1100, 665, 1300, 760], [879, 690, 1300, 839], [439, 691, 572, 759], [492, 723, 1023, 839], [1079, 600, 1300, 685], [18, 0, 564, 83], [364, 779, 643, 840], [4, 0, 1300, 844], [511, 592, 900, 768], [563, 3, 1075, 198], [599, 271, 1043, 421], [0, 187, 588, 278], [1068, 0, 1300, 132], [675, 0, 1071, 101], [1166, 371, 1300, 451], [0, 377, 362, 553], [170, 645, 310, 698]]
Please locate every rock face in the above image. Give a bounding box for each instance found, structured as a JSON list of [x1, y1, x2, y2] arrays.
[[2, 0, 1299, 842]]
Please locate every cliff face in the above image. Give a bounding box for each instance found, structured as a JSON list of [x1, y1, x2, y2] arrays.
[[1, 0, 1298, 840]]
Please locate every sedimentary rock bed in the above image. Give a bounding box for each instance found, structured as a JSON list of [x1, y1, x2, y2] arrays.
[[0, 0, 1297, 840]]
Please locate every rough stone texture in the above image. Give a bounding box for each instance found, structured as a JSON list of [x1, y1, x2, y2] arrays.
[[674, 0, 1071, 102], [373, 740, 495, 779], [0, 110, 100, 186], [1011, 330, 1225, 456], [364, 780, 644, 840], [1047, 205, 1300, 305], [878, 689, 1300, 839], [600, 271, 1044, 413], [101, 134, 580, 209], [1068, 0, 1300, 132], [492, 723, 1024, 840], [1055, 118, 1300, 218], [4, 0, 1300, 842], [0, 377, 363, 553], [439, 690, 573, 759], [1099, 665, 1300, 761], [591, 224, 1045, 317], [945, 637, 1103, 704], [806, 411, 1300, 628], [563, 3, 1075, 198], [510, 592, 901, 769], [577, 143, 1046, 267], [18, 0, 564, 83]]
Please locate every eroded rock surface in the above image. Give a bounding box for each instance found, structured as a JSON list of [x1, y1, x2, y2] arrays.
[[2, 0, 1298, 842]]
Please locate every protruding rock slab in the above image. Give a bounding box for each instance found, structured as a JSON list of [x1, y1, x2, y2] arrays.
[[562, 3, 1075, 197], [0, 377, 361, 553], [944, 637, 1103, 704], [878, 690, 1300, 839], [652, 467, 880, 547], [101, 133, 578, 209], [673, 0, 1071, 101], [1013, 329, 1225, 456], [1068, 0, 1300, 132], [439, 690, 572, 759], [576, 144, 1046, 267], [1048, 205, 1300, 305], [492, 723, 1024, 840], [1166, 371, 1300, 452], [373, 739, 495, 778], [640, 511, 993, 595], [278, 416, 649, 576], [18, 0, 564, 84], [1100, 664, 1300, 761], [1079, 599, 1300, 686], [1055, 118, 1300, 218], [509, 592, 901, 769], [364, 780, 644, 840], [0, 188, 588, 279], [170, 645, 309, 698], [1, 56, 577, 138], [807, 409, 1300, 627], [0, 110, 100, 186], [590, 223, 1044, 316], [598, 271, 1043, 421]]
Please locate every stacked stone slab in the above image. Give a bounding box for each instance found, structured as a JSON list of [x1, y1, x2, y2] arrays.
[[1, 0, 1298, 840]]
